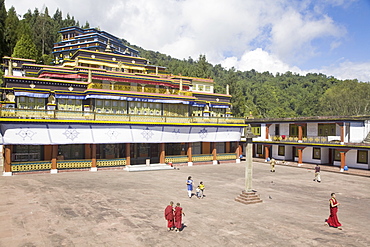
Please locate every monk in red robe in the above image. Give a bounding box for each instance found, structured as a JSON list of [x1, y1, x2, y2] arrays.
[[164, 201, 174, 231], [174, 202, 185, 232], [325, 193, 342, 229]]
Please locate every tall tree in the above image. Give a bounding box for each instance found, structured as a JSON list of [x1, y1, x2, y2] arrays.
[[5, 6, 19, 55], [0, 0, 7, 58], [12, 33, 37, 60]]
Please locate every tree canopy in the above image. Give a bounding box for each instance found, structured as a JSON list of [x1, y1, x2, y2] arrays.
[[1, 4, 370, 118]]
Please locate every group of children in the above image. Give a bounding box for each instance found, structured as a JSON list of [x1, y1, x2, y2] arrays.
[[164, 201, 185, 232], [186, 176, 205, 199]]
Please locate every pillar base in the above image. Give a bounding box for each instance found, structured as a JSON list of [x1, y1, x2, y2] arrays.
[[188, 162, 193, 166], [298, 140, 303, 143], [235, 191, 263, 205], [340, 142, 344, 145], [213, 160, 218, 165], [236, 158, 241, 163], [340, 168, 344, 172], [90, 167, 98, 172], [50, 169, 58, 174], [298, 163, 302, 166], [2, 171, 12, 176]]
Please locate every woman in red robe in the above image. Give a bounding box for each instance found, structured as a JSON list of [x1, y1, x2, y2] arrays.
[[325, 193, 342, 229], [174, 202, 185, 232], [164, 201, 174, 231]]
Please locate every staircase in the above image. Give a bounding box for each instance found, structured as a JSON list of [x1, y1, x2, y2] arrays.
[[235, 191, 263, 205], [124, 163, 175, 172]]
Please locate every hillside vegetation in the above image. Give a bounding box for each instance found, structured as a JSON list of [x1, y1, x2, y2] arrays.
[[1, 2, 370, 118]]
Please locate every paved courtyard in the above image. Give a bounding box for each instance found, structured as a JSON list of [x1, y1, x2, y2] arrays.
[[0, 161, 369, 247]]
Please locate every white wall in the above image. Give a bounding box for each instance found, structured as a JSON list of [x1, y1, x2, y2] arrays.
[[349, 122, 366, 143], [280, 123, 289, 136], [307, 123, 317, 136]]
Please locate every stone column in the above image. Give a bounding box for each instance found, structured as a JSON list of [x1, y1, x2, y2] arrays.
[[3, 145, 12, 176], [126, 143, 131, 166], [160, 143, 165, 164], [51, 145, 58, 174], [91, 144, 97, 172], [212, 143, 217, 165], [245, 138, 253, 192], [187, 143, 193, 166]]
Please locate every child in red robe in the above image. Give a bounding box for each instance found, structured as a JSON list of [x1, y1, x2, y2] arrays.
[[164, 201, 174, 231], [174, 202, 185, 232]]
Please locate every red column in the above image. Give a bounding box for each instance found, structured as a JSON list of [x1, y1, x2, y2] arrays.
[[298, 148, 303, 164], [91, 144, 97, 169], [340, 123, 345, 143], [187, 143, 193, 165], [4, 145, 12, 174], [265, 124, 271, 140], [264, 145, 270, 160], [51, 145, 58, 171], [159, 143, 165, 164], [212, 143, 217, 162], [298, 125, 303, 142], [126, 143, 131, 166]]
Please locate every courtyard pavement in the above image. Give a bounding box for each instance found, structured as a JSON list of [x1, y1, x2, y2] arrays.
[[0, 161, 369, 247]]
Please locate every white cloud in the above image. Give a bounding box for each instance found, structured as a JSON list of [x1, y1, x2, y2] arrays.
[[319, 61, 370, 82], [4, 0, 370, 82], [220, 48, 303, 75]]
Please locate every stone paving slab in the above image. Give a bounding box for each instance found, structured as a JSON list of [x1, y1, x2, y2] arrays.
[[0, 161, 369, 246]]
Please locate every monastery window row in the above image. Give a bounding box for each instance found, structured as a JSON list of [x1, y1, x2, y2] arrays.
[[13, 96, 226, 118]]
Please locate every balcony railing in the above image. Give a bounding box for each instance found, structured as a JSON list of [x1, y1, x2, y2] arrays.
[[0, 107, 245, 124], [271, 135, 341, 144], [88, 83, 193, 96]]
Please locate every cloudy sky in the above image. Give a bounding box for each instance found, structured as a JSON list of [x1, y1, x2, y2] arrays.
[[5, 0, 370, 82]]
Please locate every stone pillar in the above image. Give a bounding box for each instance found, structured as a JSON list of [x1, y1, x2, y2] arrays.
[[245, 138, 253, 192], [3, 145, 12, 176], [187, 143, 193, 166], [212, 143, 217, 165], [51, 145, 58, 174], [91, 144, 97, 172], [126, 143, 131, 166], [160, 143, 165, 164]]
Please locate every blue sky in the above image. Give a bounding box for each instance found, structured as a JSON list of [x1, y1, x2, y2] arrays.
[[5, 0, 370, 82]]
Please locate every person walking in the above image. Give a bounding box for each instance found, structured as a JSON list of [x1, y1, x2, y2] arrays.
[[325, 193, 342, 230], [270, 158, 276, 172], [186, 176, 193, 198], [199, 181, 205, 198], [174, 202, 185, 232], [164, 201, 174, 231], [313, 164, 321, 182]]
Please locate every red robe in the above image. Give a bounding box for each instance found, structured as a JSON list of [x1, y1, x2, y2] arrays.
[[174, 206, 183, 229], [326, 198, 342, 227], [164, 205, 174, 228]]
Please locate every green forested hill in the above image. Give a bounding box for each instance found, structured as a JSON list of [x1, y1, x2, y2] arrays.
[[1, 2, 370, 118]]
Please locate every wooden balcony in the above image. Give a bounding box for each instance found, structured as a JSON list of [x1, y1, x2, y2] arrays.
[[0, 107, 245, 124], [271, 135, 341, 144]]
